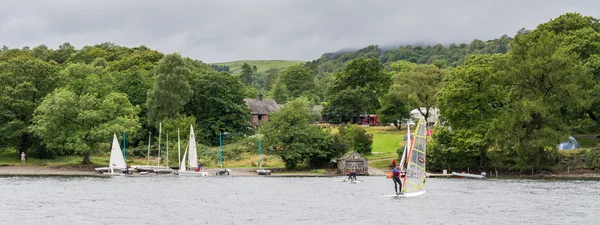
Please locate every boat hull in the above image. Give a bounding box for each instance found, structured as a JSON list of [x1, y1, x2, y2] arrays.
[[257, 169, 271, 175], [451, 172, 486, 179], [176, 171, 209, 176]]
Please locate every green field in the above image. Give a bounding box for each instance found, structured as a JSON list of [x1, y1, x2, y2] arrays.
[[213, 60, 305, 75], [365, 126, 406, 160]]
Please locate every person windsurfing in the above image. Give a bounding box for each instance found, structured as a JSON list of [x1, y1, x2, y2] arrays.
[[351, 169, 357, 181], [392, 165, 403, 195]]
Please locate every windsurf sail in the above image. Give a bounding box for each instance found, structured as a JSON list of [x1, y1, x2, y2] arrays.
[[398, 124, 410, 170], [402, 116, 427, 194], [109, 134, 127, 170]]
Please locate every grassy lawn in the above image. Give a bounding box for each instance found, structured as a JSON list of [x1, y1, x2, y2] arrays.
[[212, 60, 305, 75], [365, 126, 406, 160]]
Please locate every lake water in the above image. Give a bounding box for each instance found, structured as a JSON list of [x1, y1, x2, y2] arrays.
[[1, 175, 599, 225]]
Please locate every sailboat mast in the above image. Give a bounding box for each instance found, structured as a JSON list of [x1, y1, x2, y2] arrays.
[[258, 130, 262, 169], [122, 131, 127, 162], [147, 131, 151, 165], [178, 128, 181, 169], [158, 122, 161, 166], [219, 131, 223, 169], [166, 130, 169, 167]]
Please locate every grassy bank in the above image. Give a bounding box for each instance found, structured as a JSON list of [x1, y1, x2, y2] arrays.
[[365, 126, 405, 161]]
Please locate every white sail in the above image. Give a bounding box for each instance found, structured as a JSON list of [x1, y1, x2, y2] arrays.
[[179, 144, 188, 172], [109, 134, 127, 170], [403, 116, 427, 194], [188, 125, 198, 169]]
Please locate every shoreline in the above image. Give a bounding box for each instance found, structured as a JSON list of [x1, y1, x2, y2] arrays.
[[1, 165, 599, 179]]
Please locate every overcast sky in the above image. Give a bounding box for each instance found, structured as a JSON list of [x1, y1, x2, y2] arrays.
[[1, 0, 599, 63]]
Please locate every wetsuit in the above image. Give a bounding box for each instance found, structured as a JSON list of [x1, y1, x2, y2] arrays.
[[392, 167, 402, 194], [351, 171, 357, 181]]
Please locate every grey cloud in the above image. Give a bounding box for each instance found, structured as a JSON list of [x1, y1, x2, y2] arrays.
[[0, 0, 599, 62]]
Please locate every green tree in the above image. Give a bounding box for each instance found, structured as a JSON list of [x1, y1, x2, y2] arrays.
[[260, 97, 341, 169], [378, 91, 410, 129], [185, 71, 251, 145], [239, 62, 254, 86], [437, 54, 507, 168], [491, 29, 591, 172], [263, 67, 282, 92], [146, 53, 192, 127], [392, 64, 446, 122], [278, 64, 316, 100], [339, 124, 373, 154], [325, 57, 391, 123], [32, 89, 141, 164], [0, 55, 60, 156]]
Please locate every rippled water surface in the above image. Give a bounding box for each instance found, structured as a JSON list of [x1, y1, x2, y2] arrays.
[[1, 175, 599, 225]]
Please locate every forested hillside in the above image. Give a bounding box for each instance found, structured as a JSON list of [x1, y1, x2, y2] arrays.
[[1, 12, 599, 172]]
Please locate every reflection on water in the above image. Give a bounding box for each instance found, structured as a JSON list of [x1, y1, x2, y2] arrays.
[[1, 176, 599, 225]]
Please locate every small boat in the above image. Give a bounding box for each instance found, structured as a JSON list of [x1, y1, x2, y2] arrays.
[[97, 134, 130, 176], [451, 172, 487, 179], [175, 125, 209, 176], [256, 131, 270, 175]]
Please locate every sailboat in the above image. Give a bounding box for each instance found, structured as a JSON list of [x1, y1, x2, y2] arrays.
[[175, 125, 209, 176], [399, 116, 427, 197], [96, 134, 129, 176], [256, 131, 270, 175]]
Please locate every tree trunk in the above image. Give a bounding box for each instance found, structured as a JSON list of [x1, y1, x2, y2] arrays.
[[82, 152, 92, 165], [19, 133, 29, 157], [479, 147, 487, 170]]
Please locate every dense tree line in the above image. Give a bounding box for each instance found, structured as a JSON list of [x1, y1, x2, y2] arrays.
[[0, 43, 250, 163], [1, 12, 598, 172]]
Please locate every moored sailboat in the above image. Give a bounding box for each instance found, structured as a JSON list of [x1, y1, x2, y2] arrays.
[[175, 125, 209, 176], [95, 134, 130, 176]]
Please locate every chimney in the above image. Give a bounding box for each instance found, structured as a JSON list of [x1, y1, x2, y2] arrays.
[[258, 93, 263, 101]]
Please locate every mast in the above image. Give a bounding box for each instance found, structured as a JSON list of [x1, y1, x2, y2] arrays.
[[166, 130, 169, 167], [258, 130, 262, 169], [178, 128, 181, 169], [219, 131, 223, 169], [122, 131, 127, 163], [399, 124, 410, 170], [147, 131, 151, 165], [158, 122, 161, 166]]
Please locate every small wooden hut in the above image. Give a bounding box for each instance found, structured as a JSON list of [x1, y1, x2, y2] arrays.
[[337, 151, 369, 175]]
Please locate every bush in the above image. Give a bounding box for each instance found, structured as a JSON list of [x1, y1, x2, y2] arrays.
[[339, 124, 373, 154]]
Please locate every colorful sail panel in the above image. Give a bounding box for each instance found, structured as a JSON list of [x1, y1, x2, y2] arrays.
[[402, 116, 427, 193]]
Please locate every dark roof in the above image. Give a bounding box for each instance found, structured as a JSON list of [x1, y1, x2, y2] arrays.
[[338, 151, 367, 161], [244, 98, 281, 115]]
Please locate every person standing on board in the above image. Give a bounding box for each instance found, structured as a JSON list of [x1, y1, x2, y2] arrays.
[[392, 165, 403, 195], [20, 152, 25, 165], [350, 169, 357, 181]]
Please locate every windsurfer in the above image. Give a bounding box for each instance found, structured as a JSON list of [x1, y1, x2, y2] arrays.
[[392, 165, 403, 195], [351, 169, 357, 181]]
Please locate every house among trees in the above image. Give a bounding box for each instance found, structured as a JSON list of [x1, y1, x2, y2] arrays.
[[244, 93, 281, 126], [337, 151, 369, 175]]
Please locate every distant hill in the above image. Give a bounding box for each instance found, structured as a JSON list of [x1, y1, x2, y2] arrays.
[[212, 60, 306, 75]]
